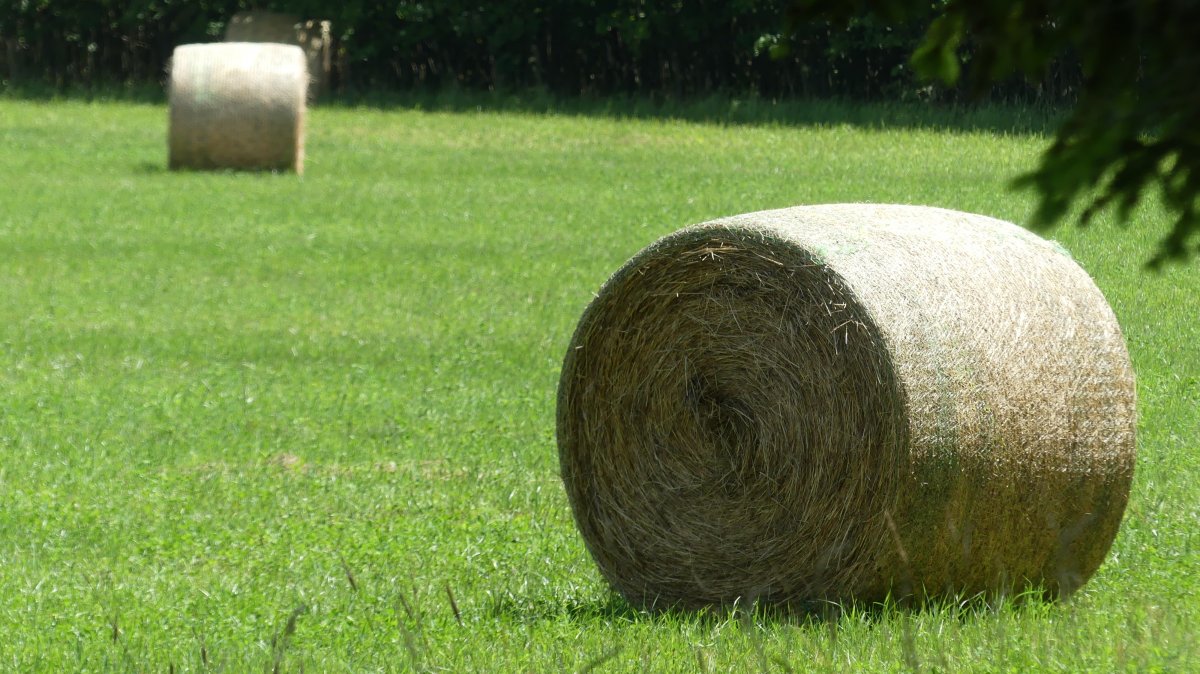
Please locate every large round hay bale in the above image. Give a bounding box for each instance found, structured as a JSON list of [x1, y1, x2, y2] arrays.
[[167, 43, 307, 173], [557, 204, 1136, 609]]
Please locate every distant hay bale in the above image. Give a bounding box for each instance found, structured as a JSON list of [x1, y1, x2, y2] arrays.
[[557, 204, 1136, 610], [167, 43, 307, 173], [224, 11, 332, 99]]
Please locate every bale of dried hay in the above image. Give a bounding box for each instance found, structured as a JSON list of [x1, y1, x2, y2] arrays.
[[224, 11, 332, 99], [168, 43, 307, 173], [557, 204, 1136, 609]]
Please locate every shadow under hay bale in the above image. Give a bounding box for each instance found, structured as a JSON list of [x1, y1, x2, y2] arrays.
[[167, 43, 307, 174], [224, 11, 332, 100], [557, 204, 1136, 610]]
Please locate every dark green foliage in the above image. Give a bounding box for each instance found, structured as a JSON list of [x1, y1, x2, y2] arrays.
[[789, 0, 1200, 265], [1, 0, 1049, 100], [0, 0, 243, 84]]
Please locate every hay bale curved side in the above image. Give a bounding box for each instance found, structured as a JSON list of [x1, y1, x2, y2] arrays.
[[557, 204, 1136, 609], [168, 43, 307, 173]]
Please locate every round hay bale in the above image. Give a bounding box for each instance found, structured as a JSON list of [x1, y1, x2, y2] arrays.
[[557, 204, 1136, 609], [167, 43, 307, 173]]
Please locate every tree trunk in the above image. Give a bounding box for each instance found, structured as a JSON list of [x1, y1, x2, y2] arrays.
[[4, 36, 20, 81]]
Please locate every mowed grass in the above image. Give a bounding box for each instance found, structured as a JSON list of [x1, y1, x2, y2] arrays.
[[0, 96, 1196, 672]]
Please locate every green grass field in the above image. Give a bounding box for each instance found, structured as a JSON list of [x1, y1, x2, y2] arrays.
[[0, 96, 1196, 672]]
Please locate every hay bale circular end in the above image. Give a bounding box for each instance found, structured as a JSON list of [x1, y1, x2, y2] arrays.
[[168, 42, 307, 173], [557, 204, 1136, 609]]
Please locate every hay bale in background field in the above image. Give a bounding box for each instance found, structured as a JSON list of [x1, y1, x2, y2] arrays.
[[557, 204, 1136, 609], [225, 11, 332, 99], [168, 43, 307, 173]]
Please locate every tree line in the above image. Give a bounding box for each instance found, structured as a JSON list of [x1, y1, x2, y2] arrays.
[[0, 0, 1079, 103]]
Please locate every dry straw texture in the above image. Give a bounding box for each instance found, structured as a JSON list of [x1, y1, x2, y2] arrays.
[[168, 43, 308, 174], [224, 11, 332, 99], [557, 204, 1136, 610]]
